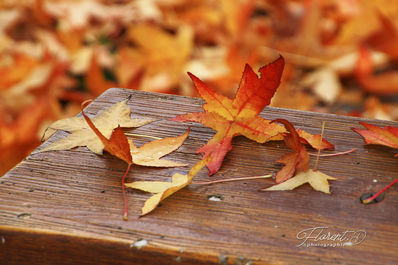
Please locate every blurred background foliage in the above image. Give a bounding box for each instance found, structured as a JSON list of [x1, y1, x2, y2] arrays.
[[1, 0, 398, 175]]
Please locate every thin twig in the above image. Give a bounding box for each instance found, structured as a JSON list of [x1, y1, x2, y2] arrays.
[[313, 121, 325, 171], [309, 148, 356, 157], [191, 175, 272, 185], [125, 133, 161, 140]]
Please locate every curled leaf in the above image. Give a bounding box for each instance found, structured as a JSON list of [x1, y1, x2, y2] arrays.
[[80, 100, 132, 220], [272, 119, 309, 183], [81, 101, 132, 164], [126, 159, 207, 216]]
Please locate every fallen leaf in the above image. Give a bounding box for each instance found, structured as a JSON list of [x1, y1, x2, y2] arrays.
[[353, 121, 398, 204], [363, 96, 392, 121], [356, 46, 398, 95], [81, 101, 132, 165], [301, 67, 341, 104], [115, 46, 144, 88], [0, 9, 21, 36], [262, 169, 336, 194], [126, 23, 193, 93], [86, 52, 117, 97], [33, 0, 54, 27], [80, 100, 132, 220], [220, 0, 253, 36], [39, 99, 154, 154], [272, 119, 309, 183], [126, 158, 207, 216], [363, 12, 398, 59], [333, 1, 398, 46], [262, 120, 336, 193], [42, 99, 188, 219], [129, 129, 189, 167], [173, 57, 333, 174], [0, 52, 38, 90], [352, 122, 398, 153], [45, 0, 136, 29], [0, 96, 52, 175], [0, 55, 53, 97]]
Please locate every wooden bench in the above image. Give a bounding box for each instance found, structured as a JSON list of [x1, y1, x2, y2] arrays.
[[1, 88, 398, 264]]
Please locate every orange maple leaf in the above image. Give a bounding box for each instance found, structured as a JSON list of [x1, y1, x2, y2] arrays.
[[81, 101, 132, 220], [352, 122, 398, 156], [86, 53, 117, 97], [355, 46, 398, 95], [353, 122, 398, 204], [173, 56, 333, 174], [0, 53, 38, 90], [272, 119, 309, 183], [363, 12, 398, 59]]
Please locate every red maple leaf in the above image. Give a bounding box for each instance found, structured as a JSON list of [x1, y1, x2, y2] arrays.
[[352, 122, 398, 156], [173, 56, 333, 174]]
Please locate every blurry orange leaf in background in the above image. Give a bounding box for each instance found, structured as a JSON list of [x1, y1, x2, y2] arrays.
[[356, 46, 398, 95], [0, 53, 38, 90], [86, 52, 117, 96], [363, 12, 398, 59], [0, 97, 52, 174], [125, 23, 193, 93]]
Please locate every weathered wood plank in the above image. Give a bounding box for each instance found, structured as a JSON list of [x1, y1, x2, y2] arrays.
[[1, 87, 398, 264]]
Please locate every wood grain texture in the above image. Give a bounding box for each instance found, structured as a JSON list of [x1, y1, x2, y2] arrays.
[[1, 87, 398, 264]]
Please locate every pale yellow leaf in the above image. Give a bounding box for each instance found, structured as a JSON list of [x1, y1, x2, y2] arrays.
[[130, 173, 188, 216], [127, 24, 193, 92], [39, 99, 154, 154], [0, 9, 21, 35], [301, 68, 341, 104], [126, 159, 207, 215], [129, 129, 189, 167], [263, 169, 336, 194], [126, 180, 181, 194], [46, 0, 137, 29]]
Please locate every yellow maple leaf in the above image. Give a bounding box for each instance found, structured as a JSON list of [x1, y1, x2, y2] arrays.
[[129, 129, 189, 167], [262, 169, 336, 194], [125, 159, 207, 216], [39, 99, 154, 154]]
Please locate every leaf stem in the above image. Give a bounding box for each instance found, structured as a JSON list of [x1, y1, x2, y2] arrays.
[[124, 133, 161, 140], [313, 121, 325, 171], [191, 175, 272, 185], [363, 178, 398, 204], [309, 148, 356, 157], [122, 163, 132, 221]]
